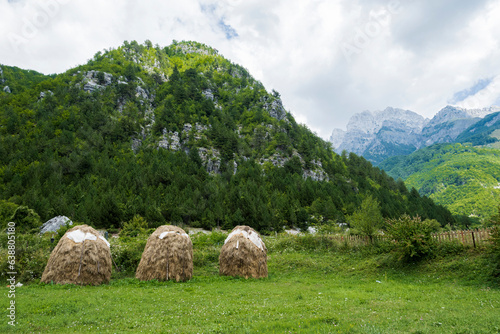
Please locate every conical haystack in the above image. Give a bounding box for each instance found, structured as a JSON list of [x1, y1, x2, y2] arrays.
[[136, 225, 193, 282], [219, 225, 267, 279], [41, 225, 111, 285]]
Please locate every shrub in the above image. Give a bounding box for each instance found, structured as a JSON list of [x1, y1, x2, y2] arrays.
[[9, 206, 41, 233], [191, 231, 226, 274], [385, 215, 436, 262], [120, 215, 149, 237], [110, 234, 148, 275], [0, 233, 52, 284], [489, 207, 500, 277], [0, 200, 18, 229]]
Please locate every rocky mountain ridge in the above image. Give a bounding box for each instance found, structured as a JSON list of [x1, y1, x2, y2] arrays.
[[330, 105, 500, 165]]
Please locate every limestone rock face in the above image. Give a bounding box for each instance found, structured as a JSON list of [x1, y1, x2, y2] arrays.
[[3, 86, 11, 93], [40, 216, 73, 234], [82, 70, 113, 93], [39, 90, 54, 101], [329, 105, 500, 165], [262, 96, 287, 121]]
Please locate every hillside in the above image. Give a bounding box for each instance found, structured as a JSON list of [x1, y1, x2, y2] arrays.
[[0, 40, 454, 232], [379, 143, 500, 220]]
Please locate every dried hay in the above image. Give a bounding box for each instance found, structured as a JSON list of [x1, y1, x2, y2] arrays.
[[41, 225, 111, 285], [135, 225, 193, 282], [219, 225, 267, 279]]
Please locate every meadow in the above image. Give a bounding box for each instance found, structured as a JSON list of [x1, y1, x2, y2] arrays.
[[2, 234, 500, 333]]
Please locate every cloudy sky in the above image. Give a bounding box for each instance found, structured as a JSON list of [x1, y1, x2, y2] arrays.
[[1, 0, 500, 139]]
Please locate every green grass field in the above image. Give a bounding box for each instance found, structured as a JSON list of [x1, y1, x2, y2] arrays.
[[2, 235, 500, 333]]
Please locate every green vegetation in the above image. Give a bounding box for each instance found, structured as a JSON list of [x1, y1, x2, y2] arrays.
[[380, 143, 500, 223], [0, 65, 52, 95], [490, 208, 500, 278], [0, 41, 454, 233], [385, 215, 440, 261], [2, 232, 499, 333], [347, 195, 382, 243]]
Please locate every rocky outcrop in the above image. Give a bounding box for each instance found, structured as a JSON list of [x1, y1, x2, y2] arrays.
[[82, 70, 113, 93], [131, 138, 142, 153], [38, 90, 54, 101], [3, 86, 11, 93], [158, 123, 218, 174], [202, 89, 215, 101], [262, 96, 287, 121], [40, 216, 72, 234], [303, 159, 329, 182], [159, 129, 181, 151], [258, 150, 329, 182], [198, 147, 221, 175]]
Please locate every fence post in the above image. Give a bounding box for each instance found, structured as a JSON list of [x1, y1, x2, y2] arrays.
[[472, 230, 476, 248]]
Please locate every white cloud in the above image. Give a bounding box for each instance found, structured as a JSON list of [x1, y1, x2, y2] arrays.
[[1, 0, 500, 139]]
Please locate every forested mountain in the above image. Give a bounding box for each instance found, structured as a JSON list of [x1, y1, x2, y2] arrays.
[[0, 40, 454, 232], [379, 143, 500, 221]]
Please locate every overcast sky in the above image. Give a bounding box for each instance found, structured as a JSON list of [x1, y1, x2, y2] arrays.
[[2, 0, 500, 139]]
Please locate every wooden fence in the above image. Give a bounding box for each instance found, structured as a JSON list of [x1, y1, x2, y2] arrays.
[[431, 228, 491, 247], [321, 229, 492, 247]]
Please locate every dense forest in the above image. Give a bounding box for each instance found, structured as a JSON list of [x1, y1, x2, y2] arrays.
[[0, 40, 456, 233]]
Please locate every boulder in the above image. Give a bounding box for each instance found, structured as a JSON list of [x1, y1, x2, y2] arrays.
[[40, 216, 73, 234]]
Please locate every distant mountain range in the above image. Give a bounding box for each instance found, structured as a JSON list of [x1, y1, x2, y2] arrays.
[[330, 106, 500, 165]]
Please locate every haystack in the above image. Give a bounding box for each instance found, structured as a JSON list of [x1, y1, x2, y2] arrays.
[[41, 225, 111, 285], [219, 225, 267, 279], [136, 225, 193, 282]]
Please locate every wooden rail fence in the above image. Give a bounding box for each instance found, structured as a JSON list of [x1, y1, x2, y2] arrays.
[[321, 229, 492, 247], [431, 228, 491, 247]]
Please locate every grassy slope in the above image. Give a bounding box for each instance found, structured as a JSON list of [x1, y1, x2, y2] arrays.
[[3, 235, 500, 334]]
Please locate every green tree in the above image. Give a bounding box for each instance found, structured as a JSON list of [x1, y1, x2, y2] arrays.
[[10, 206, 41, 233], [347, 195, 382, 243]]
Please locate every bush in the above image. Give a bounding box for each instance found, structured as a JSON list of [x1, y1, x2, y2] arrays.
[[385, 215, 436, 262], [0, 233, 52, 284], [110, 234, 148, 275], [0, 200, 18, 229], [191, 232, 226, 274], [120, 215, 149, 237], [489, 207, 500, 277], [9, 206, 41, 233]]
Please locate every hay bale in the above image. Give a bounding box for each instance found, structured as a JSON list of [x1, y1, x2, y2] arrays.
[[135, 225, 193, 282], [41, 225, 111, 285], [219, 225, 267, 279]]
